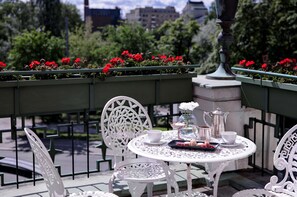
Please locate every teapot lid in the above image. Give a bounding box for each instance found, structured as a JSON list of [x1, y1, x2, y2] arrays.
[[212, 107, 224, 115]]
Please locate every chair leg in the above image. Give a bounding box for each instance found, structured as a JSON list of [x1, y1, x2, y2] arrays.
[[109, 174, 116, 193], [146, 182, 153, 197], [168, 171, 179, 194], [127, 181, 147, 197]]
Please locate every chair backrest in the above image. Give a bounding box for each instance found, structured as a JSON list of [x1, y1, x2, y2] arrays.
[[24, 128, 66, 197], [265, 124, 297, 196], [101, 96, 152, 161]]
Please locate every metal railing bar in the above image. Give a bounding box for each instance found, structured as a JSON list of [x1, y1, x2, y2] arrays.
[[232, 67, 297, 80]]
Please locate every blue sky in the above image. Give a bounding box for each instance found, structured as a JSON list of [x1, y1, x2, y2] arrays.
[[63, 0, 214, 18]]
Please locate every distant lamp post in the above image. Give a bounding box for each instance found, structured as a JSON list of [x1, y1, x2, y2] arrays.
[[206, 0, 239, 80]]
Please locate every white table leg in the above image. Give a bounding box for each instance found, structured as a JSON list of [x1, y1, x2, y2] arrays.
[[158, 161, 179, 196], [186, 163, 192, 196], [205, 161, 230, 197]]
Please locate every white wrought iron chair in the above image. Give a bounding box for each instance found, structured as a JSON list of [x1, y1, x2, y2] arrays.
[[101, 96, 178, 197], [24, 128, 118, 197], [233, 124, 297, 197]]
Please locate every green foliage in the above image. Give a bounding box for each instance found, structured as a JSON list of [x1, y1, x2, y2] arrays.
[[8, 30, 65, 70], [191, 19, 219, 74], [231, 0, 297, 64], [157, 18, 200, 62], [36, 0, 62, 37], [103, 22, 156, 55], [69, 21, 117, 66], [61, 3, 83, 33], [0, 1, 38, 61], [268, 0, 297, 60]]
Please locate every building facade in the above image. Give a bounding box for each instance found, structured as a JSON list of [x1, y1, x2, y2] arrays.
[[126, 6, 179, 29], [84, 0, 121, 31], [182, 0, 208, 24]]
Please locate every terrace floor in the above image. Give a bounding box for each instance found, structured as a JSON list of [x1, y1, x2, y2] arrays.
[[0, 164, 271, 197]]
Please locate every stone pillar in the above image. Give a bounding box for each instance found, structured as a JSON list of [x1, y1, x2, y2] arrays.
[[192, 75, 243, 134], [192, 75, 250, 170]]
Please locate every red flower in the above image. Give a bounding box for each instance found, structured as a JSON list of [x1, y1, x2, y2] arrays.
[[165, 57, 175, 63], [102, 63, 112, 73], [29, 60, 40, 69], [133, 53, 143, 62], [279, 58, 292, 65], [152, 56, 155, 60], [121, 50, 130, 56], [110, 57, 124, 65], [261, 63, 268, 70], [175, 56, 183, 61], [293, 66, 297, 71], [0, 61, 6, 68], [74, 58, 81, 63], [128, 53, 134, 59], [159, 54, 167, 60], [45, 61, 58, 68], [61, 57, 70, 65], [245, 61, 255, 67], [239, 59, 246, 66]]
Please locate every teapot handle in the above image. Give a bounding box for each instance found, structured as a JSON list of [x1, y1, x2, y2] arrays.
[[224, 112, 229, 123], [203, 112, 212, 127]]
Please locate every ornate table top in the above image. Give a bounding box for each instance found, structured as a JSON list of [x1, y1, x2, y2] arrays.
[[128, 130, 256, 163]]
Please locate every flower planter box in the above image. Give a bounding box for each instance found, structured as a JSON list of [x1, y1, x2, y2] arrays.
[[236, 75, 297, 119], [0, 73, 196, 117]]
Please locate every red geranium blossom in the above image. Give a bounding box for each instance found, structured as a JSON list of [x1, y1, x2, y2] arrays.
[[261, 63, 268, 70], [45, 61, 58, 68], [245, 61, 255, 67], [121, 50, 130, 57], [159, 54, 167, 60], [239, 59, 246, 66], [29, 60, 40, 69], [74, 58, 81, 63], [61, 57, 70, 65], [110, 57, 125, 65], [165, 57, 175, 63], [103, 63, 112, 73], [0, 61, 6, 68], [175, 56, 183, 61], [132, 53, 143, 62]]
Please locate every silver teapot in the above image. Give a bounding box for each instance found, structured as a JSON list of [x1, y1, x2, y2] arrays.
[[203, 108, 229, 138]]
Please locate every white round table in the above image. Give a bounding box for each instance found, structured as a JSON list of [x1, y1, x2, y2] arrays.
[[128, 130, 256, 197]]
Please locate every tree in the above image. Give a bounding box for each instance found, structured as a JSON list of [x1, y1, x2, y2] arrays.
[[69, 21, 117, 66], [103, 22, 156, 55], [268, 0, 297, 60], [36, 0, 62, 37], [231, 0, 297, 64], [157, 18, 200, 62], [191, 19, 219, 74], [0, 1, 38, 60], [61, 3, 83, 33], [8, 30, 65, 70]]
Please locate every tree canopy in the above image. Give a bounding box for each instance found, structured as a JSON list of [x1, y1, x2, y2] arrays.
[[231, 0, 297, 64]]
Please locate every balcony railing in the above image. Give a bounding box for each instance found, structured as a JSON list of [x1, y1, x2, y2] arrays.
[[0, 65, 199, 189]]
